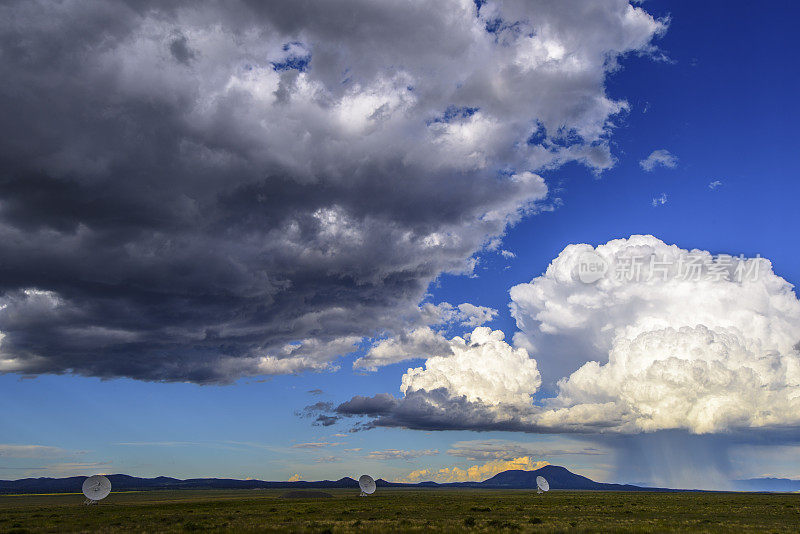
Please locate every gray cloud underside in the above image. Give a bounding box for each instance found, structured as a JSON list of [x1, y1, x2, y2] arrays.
[[0, 0, 663, 382], [324, 389, 800, 438], [328, 390, 621, 434]]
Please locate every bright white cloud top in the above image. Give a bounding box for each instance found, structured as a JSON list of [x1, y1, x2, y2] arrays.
[[551, 324, 800, 433], [401, 327, 541, 409], [341, 236, 800, 435], [513, 235, 800, 433]]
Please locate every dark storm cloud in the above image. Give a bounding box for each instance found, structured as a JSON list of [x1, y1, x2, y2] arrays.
[[333, 390, 532, 432], [336, 394, 398, 416], [0, 0, 663, 382], [169, 33, 197, 65], [331, 389, 624, 434]]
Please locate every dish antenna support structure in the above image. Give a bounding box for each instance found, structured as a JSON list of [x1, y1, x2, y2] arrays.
[[82, 475, 112, 504], [358, 474, 376, 497], [536, 476, 549, 494]]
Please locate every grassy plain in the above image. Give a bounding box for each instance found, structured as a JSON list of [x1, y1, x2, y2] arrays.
[[1, 488, 798, 533]]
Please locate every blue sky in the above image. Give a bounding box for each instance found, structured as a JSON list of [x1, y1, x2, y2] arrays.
[[1, 0, 799, 488]]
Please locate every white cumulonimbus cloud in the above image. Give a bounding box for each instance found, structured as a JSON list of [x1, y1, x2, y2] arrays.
[[509, 235, 800, 383], [345, 236, 800, 435], [546, 324, 800, 433], [516, 235, 800, 433], [401, 327, 542, 409]]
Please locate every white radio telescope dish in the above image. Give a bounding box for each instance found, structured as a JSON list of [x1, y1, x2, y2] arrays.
[[358, 474, 376, 496], [82, 475, 111, 503], [536, 476, 549, 494]]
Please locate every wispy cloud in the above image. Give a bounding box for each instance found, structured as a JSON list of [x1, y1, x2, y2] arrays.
[[314, 456, 341, 463], [292, 442, 343, 449], [0, 444, 72, 458], [44, 461, 112, 474], [117, 441, 281, 453], [296, 402, 341, 427], [0, 461, 112, 476], [366, 449, 439, 460], [708, 180, 723, 190], [446, 439, 607, 461], [640, 149, 678, 172], [651, 192, 668, 207], [117, 441, 204, 447]]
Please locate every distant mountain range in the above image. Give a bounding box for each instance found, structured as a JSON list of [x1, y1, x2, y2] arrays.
[[733, 477, 800, 492], [1, 465, 662, 494], [2, 465, 796, 494], [0, 473, 362, 494]]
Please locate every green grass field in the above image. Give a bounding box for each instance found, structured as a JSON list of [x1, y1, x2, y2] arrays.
[[1, 488, 798, 533]]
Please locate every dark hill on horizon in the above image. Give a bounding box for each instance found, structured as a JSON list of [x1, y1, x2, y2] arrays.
[[0, 465, 673, 494], [476, 465, 652, 491]]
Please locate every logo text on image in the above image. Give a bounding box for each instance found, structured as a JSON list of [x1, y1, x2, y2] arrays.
[[576, 251, 608, 284]]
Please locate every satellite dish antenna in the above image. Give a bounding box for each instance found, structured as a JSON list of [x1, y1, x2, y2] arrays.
[[82, 475, 111, 504], [536, 476, 549, 494], [358, 474, 376, 496]]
